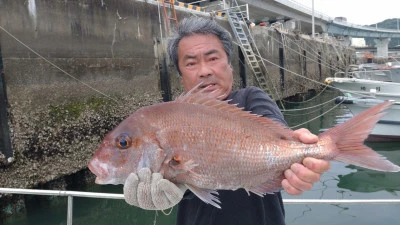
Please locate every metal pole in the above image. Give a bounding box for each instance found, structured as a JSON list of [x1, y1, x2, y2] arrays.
[[238, 46, 246, 88], [312, 0, 315, 38], [246, 4, 249, 20], [67, 196, 73, 225], [187, 0, 207, 4], [159, 53, 172, 102], [318, 51, 322, 80], [1, 188, 400, 203], [279, 47, 285, 89], [398, 18, 399, 45], [303, 50, 307, 77], [0, 42, 13, 163]]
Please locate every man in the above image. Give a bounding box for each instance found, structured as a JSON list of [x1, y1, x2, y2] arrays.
[[124, 16, 330, 225]]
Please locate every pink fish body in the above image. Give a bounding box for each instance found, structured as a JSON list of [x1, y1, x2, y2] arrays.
[[88, 90, 400, 208]]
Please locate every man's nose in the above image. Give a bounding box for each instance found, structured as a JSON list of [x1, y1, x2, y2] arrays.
[[198, 62, 212, 77]]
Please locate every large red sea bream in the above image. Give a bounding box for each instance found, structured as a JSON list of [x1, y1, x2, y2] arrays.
[[88, 86, 400, 208]]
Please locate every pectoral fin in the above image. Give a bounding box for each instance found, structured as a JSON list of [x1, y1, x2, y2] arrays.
[[167, 156, 198, 175]]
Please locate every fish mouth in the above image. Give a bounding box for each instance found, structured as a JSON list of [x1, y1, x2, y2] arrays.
[[94, 177, 108, 184], [94, 177, 124, 185], [94, 177, 119, 185], [88, 158, 126, 185], [88, 158, 108, 183]]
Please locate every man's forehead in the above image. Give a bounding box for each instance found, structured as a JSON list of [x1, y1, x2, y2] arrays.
[[178, 34, 224, 57]]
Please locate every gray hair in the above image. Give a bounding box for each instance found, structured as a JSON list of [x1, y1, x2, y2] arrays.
[[167, 16, 233, 75]]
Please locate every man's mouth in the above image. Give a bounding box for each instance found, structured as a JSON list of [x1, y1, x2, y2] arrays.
[[200, 83, 216, 90]]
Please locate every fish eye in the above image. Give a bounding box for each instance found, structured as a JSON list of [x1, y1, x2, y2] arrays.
[[115, 133, 132, 149]]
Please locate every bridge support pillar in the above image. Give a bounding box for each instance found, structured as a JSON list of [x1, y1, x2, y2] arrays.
[[374, 38, 391, 58]]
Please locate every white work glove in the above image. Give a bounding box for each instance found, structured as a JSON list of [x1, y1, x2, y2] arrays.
[[123, 168, 187, 210]]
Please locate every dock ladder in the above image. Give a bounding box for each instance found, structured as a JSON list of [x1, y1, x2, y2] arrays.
[[226, 9, 277, 100], [161, 0, 179, 35]]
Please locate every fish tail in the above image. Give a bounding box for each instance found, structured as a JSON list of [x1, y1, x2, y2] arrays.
[[319, 101, 400, 172]]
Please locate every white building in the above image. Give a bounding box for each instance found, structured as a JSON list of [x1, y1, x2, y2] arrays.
[[351, 38, 366, 47]]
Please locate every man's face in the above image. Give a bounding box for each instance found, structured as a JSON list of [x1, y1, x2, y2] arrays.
[[178, 34, 233, 100]]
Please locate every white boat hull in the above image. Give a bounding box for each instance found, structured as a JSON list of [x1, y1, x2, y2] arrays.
[[326, 77, 400, 102]]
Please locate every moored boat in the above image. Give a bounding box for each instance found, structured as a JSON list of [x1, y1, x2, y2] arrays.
[[336, 96, 400, 142], [325, 64, 400, 102]]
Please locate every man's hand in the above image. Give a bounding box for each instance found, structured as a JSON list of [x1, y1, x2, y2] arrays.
[[124, 168, 187, 210], [282, 128, 331, 195]]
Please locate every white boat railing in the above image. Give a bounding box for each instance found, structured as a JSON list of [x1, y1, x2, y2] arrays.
[[1, 188, 400, 225], [333, 68, 394, 82]]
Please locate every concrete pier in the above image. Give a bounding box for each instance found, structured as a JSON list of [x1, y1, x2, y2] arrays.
[[374, 38, 391, 58]]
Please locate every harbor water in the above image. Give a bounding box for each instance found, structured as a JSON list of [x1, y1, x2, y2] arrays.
[[1, 88, 400, 225], [281, 88, 400, 225]]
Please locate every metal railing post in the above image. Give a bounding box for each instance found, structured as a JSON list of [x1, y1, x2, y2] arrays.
[[67, 195, 73, 225]]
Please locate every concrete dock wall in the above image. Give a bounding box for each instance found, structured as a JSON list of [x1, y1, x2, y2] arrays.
[[252, 27, 354, 100], [0, 0, 168, 191]]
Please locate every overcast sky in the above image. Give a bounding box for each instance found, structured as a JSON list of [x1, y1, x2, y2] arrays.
[[294, 0, 399, 26]]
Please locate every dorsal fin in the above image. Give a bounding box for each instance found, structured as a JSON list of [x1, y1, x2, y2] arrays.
[[175, 83, 294, 140]]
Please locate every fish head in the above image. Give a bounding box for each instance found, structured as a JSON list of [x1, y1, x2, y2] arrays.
[[88, 114, 165, 185]]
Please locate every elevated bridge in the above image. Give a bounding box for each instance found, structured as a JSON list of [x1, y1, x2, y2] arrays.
[[231, 0, 400, 57]]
